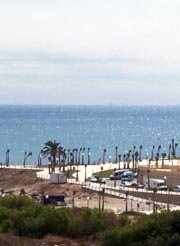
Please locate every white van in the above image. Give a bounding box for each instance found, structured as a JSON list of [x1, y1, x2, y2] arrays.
[[145, 178, 167, 190]]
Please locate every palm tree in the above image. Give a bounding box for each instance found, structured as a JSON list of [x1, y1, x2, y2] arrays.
[[41, 140, 61, 173], [139, 145, 143, 161], [134, 151, 139, 171]]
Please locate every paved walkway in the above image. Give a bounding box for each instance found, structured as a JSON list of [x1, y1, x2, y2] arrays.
[[35, 158, 180, 181]]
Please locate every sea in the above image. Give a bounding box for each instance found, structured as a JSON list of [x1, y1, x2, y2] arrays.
[[0, 105, 180, 165]]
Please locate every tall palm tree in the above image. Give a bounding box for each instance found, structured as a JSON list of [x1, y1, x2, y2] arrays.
[[139, 145, 143, 161], [41, 140, 61, 173]]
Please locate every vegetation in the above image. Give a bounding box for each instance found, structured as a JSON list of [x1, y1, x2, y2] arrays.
[[1, 196, 180, 246], [93, 169, 113, 178], [41, 140, 65, 172], [0, 196, 128, 239]]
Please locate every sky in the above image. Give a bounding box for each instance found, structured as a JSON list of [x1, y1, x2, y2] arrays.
[[0, 0, 180, 105]]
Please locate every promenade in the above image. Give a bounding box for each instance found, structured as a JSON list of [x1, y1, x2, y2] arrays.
[[4, 158, 180, 213]]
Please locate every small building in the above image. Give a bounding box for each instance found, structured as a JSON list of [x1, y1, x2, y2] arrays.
[[50, 172, 67, 184], [43, 191, 67, 206]]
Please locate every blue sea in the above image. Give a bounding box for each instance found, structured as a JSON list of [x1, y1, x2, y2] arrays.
[[0, 105, 180, 165]]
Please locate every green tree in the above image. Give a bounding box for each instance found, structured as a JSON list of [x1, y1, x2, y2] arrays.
[[41, 140, 64, 172]]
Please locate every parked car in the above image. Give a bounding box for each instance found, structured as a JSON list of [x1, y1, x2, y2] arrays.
[[87, 175, 106, 184], [172, 185, 180, 192], [121, 171, 134, 182], [129, 183, 144, 189]]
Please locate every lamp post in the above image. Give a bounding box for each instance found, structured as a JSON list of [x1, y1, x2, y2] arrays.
[[132, 146, 136, 168], [76, 161, 79, 181], [67, 149, 70, 165], [101, 166, 103, 181], [88, 147, 91, 165], [75, 148, 78, 165], [172, 138, 175, 158], [162, 152, 167, 168], [134, 151, 139, 171], [147, 169, 150, 190], [168, 144, 171, 160], [38, 151, 42, 167], [175, 143, 178, 158], [81, 148, 85, 165], [115, 146, 118, 164], [153, 188, 157, 213], [139, 145, 143, 161], [84, 164, 87, 182], [5, 149, 10, 167], [78, 148, 82, 164], [23, 151, 32, 167], [155, 153, 159, 168], [125, 191, 129, 213], [158, 145, 161, 156], [103, 149, 106, 164], [151, 146, 155, 162], [118, 154, 121, 169], [87, 196, 90, 208], [114, 168, 116, 187], [123, 154, 126, 169]]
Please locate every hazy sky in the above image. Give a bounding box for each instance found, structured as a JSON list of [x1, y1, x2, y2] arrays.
[[0, 0, 180, 105]]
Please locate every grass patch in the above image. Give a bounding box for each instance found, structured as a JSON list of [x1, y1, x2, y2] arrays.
[[93, 169, 113, 178], [66, 170, 77, 179]]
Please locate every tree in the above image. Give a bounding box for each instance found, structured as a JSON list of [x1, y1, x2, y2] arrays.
[[41, 140, 63, 173]]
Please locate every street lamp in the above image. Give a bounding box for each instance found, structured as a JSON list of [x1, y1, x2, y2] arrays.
[[23, 151, 32, 167], [125, 191, 129, 213], [87, 196, 90, 208], [162, 152, 167, 168], [76, 161, 79, 181], [84, 164, 87, 182], [81, 148, 85, 165], [139, 145, 143, 161], [38, 150, 42, 167], [114, 168, 116, 187], [5, 149, 10, 167], [151, 146, 155, 162], [155, 153, 159, 168], [168, 144, 171, 160], [118, 154, 121, 169], [123, 154, 126, 169], [101, 166, 103, 181], [147, 169, 150, 190], [78, 148, 82, 164], [115, 146, 118, 164], [88, 147, 91, 165], [103, 149, 106, 164], [132, 146, 136, 168]]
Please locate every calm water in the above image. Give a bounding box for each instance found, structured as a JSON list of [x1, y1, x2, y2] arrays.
[[0, 105, 180, 164]]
